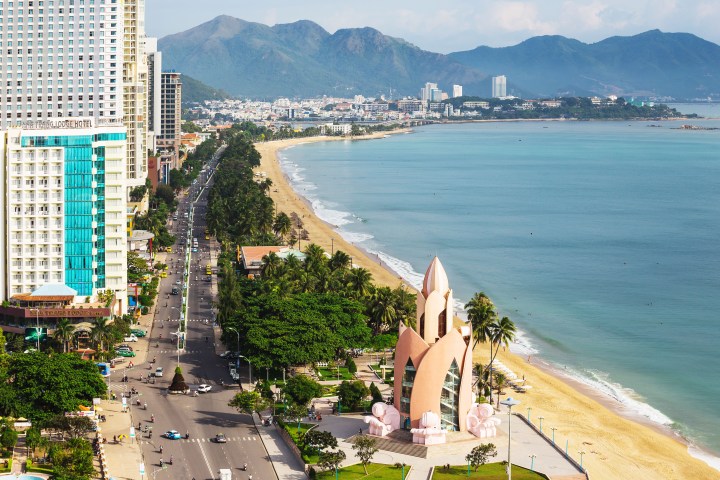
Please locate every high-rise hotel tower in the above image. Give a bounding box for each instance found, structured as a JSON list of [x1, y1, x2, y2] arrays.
[[0, 0, 130, 309]]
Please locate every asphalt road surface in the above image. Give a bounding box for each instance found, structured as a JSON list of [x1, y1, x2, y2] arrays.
[[129, 149, 277, 480]]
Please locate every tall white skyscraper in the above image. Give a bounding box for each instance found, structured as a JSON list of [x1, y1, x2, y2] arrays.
[[144, 38, 163, 152], [0, 0, 130, 310], [492, 75, 507, 98], [421, 83, 438, 102], [123, 0, 149, 190], [452, 85, 463, 98]]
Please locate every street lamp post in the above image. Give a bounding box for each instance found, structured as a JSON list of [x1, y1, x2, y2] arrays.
[[500, 397, 521, 480], [226, 327, 240, 354], [551, 427, 557, 445], [579, 451, 586, 470], [538, 416, 544, 433], [238, 355, 252, 385], [526, 407, 532, 424], [529, 454, 536, 471]]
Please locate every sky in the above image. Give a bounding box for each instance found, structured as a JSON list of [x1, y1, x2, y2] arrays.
[[146, 0, 720, 53]]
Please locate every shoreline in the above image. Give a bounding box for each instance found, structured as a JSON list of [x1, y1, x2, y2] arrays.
[[255, 131, 719, 479]]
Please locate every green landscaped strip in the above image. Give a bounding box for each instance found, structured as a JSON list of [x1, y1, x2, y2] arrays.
[[432, 464, 549, 479], [316, 463, 406, 479], [317, 367, 354, 380], [283, 422, 319, 464]]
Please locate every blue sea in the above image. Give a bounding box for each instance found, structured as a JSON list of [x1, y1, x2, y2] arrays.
[[279, 115, 720, 468]]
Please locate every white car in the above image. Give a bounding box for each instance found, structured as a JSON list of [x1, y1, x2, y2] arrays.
[[197, 384, 212, 393], [155, 367, 164, 377], [123, 334, 138, 342]]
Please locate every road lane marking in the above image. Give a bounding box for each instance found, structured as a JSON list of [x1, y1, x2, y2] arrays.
[[196, 439, 215, 479]]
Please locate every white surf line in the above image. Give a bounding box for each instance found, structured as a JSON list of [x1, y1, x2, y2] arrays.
[[197, 440, 215, 479]]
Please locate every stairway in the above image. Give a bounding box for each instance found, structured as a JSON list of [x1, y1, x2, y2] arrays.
[[349, 430, 428, 459]]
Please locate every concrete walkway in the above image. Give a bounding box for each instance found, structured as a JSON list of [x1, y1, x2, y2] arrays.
[[251, 412, 306, 480], [97, 398, 144, 480]]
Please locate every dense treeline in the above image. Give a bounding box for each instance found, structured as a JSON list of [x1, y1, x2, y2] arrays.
[[209, 133, 414, 370], [444, 96, 685, 120]]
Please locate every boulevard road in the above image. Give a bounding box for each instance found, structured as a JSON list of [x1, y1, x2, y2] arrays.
[[123, 148, 277, 480]]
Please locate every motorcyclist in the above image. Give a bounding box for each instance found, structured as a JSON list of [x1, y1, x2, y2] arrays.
[[144, 402, 147, 410], [151, 414, 155, 422]]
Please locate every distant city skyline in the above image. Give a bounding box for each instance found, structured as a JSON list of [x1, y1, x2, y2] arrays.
[[147, 0, 720, 53]]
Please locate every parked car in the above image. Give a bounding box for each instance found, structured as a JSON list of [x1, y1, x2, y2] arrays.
[[213, 433, 227, 443], [116, 350, 136, 358], [163, 430, 182, 440], [218, 351, 231, 358], [130, 329, 147, 337], [123, 334, 138, 342], [117, 344, 133, 351], [155, 367, 164, 377], [197, 384, 212, 393]]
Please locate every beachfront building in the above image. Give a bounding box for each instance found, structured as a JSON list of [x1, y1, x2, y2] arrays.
[[492, 75, 507, 98], [239, 246, 306, 278], [123, 0, 150, 192], [158, 72, 183, 175], [0, 120, 129, 313], [393, 257, 474, 433]]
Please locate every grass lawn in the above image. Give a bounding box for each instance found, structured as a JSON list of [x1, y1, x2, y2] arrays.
[[432, 464, 548, 479], [316, 463, 406, 479], [317, 366, 354, 381]]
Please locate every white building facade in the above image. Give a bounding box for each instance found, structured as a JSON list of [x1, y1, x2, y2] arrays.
[[0, 0, 131, 309], [492, 75, 507, 98]]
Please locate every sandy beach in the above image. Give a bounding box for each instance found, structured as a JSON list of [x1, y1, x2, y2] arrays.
[[255, 132, 718, 480]]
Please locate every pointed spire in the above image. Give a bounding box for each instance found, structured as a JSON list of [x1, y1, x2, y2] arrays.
[[422, 256, 449, 297]]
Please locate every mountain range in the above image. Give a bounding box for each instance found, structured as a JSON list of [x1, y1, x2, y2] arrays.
[[160, 15, 720, 101]]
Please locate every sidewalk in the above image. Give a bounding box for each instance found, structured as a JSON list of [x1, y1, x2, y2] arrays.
[[252, 412, 306, 480], [97, 398, 144, 480]]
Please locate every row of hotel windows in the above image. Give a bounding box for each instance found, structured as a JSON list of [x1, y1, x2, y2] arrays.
[[6, 94, 103, 101], [5, 110, 117, 118]]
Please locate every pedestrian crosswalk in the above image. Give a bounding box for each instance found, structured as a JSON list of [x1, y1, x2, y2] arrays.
[[139, 436, 258, 445]]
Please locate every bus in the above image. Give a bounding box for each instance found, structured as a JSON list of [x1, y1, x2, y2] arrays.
[[206, 264, 212, 275]]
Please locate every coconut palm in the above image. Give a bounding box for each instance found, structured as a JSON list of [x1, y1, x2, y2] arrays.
[[487, 316, 517, 404], [493, 372, 509, 408], [53, 317, 75, 353], [466, 292, 499, 402], [272, 212, 292, 242], [91, 317, 112, 352], [368, 287, 397, 334], [346, 267, 373, 299], [261, 252, 284, 279], [328, 251, 352, 272]]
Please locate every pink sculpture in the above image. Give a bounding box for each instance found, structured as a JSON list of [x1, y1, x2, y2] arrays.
[[410, 411, 447, 445], [466, 403, 501, 439], [364, 402, 401, 436]]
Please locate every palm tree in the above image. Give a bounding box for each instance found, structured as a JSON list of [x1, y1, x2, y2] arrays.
[[487, 316, 517, 404], [465, 292, 497, 351], [328, 251, 352, 272], [53, 318, 75, 353], [91, 317, 112, 352], [493, 372, 508, 408], [272, 212, 292, 242], [346, 268, 373, 299], [261, 252, 283, 279], [368, 287, 397, 334]]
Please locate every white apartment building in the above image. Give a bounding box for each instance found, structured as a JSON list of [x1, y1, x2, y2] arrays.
[[452, 85, 463, 98], [0, 119, 128, 302], [492, 75, 507, 98], [0, 0, 131, 310], [144, 37, 162, 152], [122, 0, 148, 190]]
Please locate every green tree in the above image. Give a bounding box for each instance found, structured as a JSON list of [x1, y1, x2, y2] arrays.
[[228, 391, 268, 415], [49, 437, 95, 480], [127, 251, 151, 283], [466, 443, 497, 471], [304, 429, 338, 454], [0, 353, 106, 424], [155, 183, 176, 206], [91, 317, 112, 352], [367, 287, 397, 334], [45, 415, 95, 440], [318, 449, 346, 472], [0, 329, 6, 354], [337, 380, 370, 411], [369, 382, 383, 404], [53, 318, 75, 353], [284, 374, 322, 407], [0, 420, 18, 450], [346, 357, 357, 375], [272, 212, 292, 241], [351, 434, 378, 474], [465, 292, 498, 401], [25, 426, 42, 457], [488, 316, 517, 403]]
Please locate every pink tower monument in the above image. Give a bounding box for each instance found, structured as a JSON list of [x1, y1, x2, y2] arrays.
[[393, 257, 474, 436]]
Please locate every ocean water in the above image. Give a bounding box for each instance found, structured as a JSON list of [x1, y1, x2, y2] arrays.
[[279, 118, 720, 466]]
